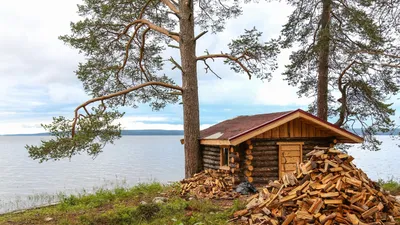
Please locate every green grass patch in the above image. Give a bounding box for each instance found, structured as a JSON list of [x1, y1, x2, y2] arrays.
[[378, 178, 400, 195], [0, 182, 244, 225]]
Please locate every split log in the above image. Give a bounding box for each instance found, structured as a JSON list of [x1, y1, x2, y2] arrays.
[[232, 146, 400, 224]]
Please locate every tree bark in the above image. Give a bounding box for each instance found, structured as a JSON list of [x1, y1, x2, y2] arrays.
[[179, 0, 202, 178], [317, 0, 331, 121]]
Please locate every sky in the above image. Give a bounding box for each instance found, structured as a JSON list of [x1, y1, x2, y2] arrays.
[[0, 0, 394, 135]]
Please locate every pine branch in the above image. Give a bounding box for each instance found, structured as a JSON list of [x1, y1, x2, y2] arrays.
[[72, 82, 183, 137]]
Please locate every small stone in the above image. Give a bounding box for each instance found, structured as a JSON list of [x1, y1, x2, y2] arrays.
[[188, 197, 194, 201], [140, 201, 147, 205], [152, 197, 167, 204], [44, 217, 53, 222]]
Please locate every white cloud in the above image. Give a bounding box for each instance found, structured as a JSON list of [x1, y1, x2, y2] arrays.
[[47, 83, 89, 104]]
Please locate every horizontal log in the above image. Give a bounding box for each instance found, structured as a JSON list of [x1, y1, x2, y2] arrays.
[[251, 171, 278, 177], [252, 161, 279, 167], [252, 145, 279, 151], [253, 141, 277, 146], [202, 146, 220, 153], [251, 177, 278, 184], [203, 158, 220, 165], [203, 163, 220, 170], [246, 149, 252, 155], [203, 154, 218, 161], [202, 150, 220, 157], [252, 167, 279, 172], [252, 155, 279, 161], [246, 155, 254, 160], [251, 150, 278, 156]]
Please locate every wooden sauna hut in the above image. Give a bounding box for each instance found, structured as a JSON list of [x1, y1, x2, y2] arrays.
[[199, 109, 363, 185]]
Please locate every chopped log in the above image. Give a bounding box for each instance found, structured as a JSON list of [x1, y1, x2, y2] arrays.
[[180, 169, 240, 200], [231, 146, 400, 225], [246, 155, 254, 160], [282, 212, 296, 225]]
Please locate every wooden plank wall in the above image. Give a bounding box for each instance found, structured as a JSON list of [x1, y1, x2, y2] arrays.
[[254, 118, 334, 139]]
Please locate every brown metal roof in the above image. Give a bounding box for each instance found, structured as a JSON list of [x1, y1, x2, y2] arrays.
[[199, 109, 363, 144], [200, 110, 294, 140]]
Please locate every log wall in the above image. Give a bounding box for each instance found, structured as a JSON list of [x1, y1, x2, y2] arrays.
[[201, 145, 220, 170], [248, 137, 333, 185]]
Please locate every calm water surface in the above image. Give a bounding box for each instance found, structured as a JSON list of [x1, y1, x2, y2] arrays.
[[0, 135, 399, 213]]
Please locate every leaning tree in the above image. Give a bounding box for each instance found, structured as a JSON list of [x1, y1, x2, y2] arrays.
[[26, 0, 279, 177], [277, 0, 400, 150]]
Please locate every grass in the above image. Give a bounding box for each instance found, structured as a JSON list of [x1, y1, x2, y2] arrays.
[[378, 178, 400, 195], [0, 182, 245, 225]]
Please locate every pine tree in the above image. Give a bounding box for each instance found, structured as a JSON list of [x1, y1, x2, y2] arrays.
[[279, 0, 400, 150], [26, 0, 279, 177]]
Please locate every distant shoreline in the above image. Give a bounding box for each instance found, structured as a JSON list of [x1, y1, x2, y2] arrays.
[[0, 129, 184, 136], [1, 128, 399, 136]]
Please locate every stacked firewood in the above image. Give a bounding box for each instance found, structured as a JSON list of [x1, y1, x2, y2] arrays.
[[180, 169, 240, 199], [232, 147, 400, 224]]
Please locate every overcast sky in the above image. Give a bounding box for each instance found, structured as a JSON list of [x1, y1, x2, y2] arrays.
[[0, 0, 390, 135]]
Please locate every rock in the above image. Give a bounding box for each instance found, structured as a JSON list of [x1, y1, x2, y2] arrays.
[[395, 196, 400, 204], [140, 201, 147, 205], [188, 197, 194, 201], [152, 197, 167, 204], [44, 217, 53, 222]]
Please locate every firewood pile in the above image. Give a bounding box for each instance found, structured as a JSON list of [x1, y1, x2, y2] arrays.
[[180, 169, 240, 199], [232, 147, 400, 225]]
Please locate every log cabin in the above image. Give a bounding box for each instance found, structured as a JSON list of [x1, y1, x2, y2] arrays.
[[198, 109, 363, 185]]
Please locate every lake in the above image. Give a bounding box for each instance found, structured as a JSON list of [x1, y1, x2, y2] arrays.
[[0, 135, 399, 213]]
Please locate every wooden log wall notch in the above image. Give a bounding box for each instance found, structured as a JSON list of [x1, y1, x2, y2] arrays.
[[228, 146, 240, 174], [245, 140, 254, 182]]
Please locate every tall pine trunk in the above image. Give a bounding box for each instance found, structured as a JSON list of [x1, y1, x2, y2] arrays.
[[179, 0, 202, 178], [317, 0, 331, 121]]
